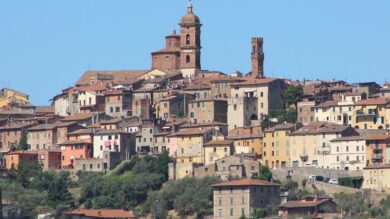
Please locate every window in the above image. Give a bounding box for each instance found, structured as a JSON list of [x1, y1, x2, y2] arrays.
[[115, 107, 120, 112], [346, 146, 349, 152], [186, 34, 190, 45], [346, 156, 349, 161], [337, 156, 339, 161], [230, 197, 233, 205], [219, 198, 222, 205], [233, 104, 237, 110], [186, 55, 190, 63], [230, 208, 233, 216]]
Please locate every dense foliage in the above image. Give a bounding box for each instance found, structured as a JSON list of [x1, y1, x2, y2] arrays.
[[138, 176, 221, 218], [78, 152, 171, 210], [284, 85, 304, 109]]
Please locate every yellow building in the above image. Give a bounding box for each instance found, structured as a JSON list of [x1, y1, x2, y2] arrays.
[[353, 98, 390, 130], [203, 137, 233, 165], [227, 126, 262, 156], [262, 123, 297, 168], [173, 128, 214, 164], [0, 88, 29, 108]]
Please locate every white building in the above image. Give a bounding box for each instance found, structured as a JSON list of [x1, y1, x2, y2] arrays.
[[93, 129, 135, 160]]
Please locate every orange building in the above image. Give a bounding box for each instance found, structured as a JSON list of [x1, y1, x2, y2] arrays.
[[365, 135, 390, 166], [59, 128, 94, 169], [4, 150, 38, 170]]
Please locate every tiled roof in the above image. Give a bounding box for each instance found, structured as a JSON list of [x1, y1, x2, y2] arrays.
[[28, 124, 57, 131], [167, 127, 213, 137], [204, 139, 233, 146], [279, 198, 332, 208], [62, 113, 93, 122], [355, 97, 390, 106], [230, 77, 278, 86], [100, 118, 123, 125], [68, 128, 96, 135], [291, 122, 350, 135], [264, 123, 296, 132], [365, 135, 390, 141], [76, 70, 148, 86], [211, 178, 280, 187], [65, 209, 135, 218], [58, 140, 91, 145], [0, 123, 36, 130], [94, 129, 130, 135], [227, 126, 262, 139], [315, 100, 337, 108], [79, 84, 107, 92]]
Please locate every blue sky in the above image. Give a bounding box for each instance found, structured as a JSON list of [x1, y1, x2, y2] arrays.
[[0, 1, 389, 105]]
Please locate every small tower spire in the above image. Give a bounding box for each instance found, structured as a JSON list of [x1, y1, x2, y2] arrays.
[[188, 0, 193, 13]]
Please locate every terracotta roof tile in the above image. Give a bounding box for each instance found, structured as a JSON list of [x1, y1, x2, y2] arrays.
[[355, 97, 390, 106], [204, 139, 233, 146], [76, 70, 148, 86]]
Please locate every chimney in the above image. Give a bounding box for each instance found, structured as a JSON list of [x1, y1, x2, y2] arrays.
[[251, 37, 264, 78]]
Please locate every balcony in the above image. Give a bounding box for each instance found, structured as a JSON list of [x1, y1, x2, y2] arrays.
[[373, 145, 383, 152], [318, 146, 331, 155], [372, 154, 383, 160], [356, 110, 377, 117], [300, 153, 308, 162]]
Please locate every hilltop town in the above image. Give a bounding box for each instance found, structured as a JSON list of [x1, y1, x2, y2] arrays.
[[1, 2, 390, 219]]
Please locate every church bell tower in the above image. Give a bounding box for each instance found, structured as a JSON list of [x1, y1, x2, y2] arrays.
[[179, 1, 202, 78]]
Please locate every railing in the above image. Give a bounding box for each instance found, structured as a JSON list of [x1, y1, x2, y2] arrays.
[[372, 154, 383, 160], [318, 146, 331, 155], [356, 110, 376, 116]]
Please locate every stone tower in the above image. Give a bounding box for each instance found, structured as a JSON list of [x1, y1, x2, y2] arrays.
[[251, 37, 264, 78], [179, 1, 202, 78]]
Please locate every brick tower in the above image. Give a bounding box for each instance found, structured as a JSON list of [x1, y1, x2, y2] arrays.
[[251, 37, 264, 78], [179, 1, 202, 78]]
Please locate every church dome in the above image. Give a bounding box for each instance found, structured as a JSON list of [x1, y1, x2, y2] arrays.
[[180, 1, 200, 25]]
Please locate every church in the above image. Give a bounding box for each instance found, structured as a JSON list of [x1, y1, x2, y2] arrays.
[[151, 1, 202, 78], [151, 1, 264, 79]]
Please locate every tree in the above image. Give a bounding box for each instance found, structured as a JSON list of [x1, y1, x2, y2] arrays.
[[284, 85, 304, 110], [17, 132, 28, 150], [258, 165, 272, 182], [285, 180, 298, 191]]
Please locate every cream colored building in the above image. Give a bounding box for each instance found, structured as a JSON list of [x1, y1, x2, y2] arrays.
[[328, 136, 366, 171], [314, 93, 363, 126], [363, 165, 390, 190], [289, 122, 359, 168], [203, 137, 233, 165]]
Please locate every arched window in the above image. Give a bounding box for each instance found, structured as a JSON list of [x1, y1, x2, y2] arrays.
[[186, 34, 190, 45], [186, 55, 190, 63]]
